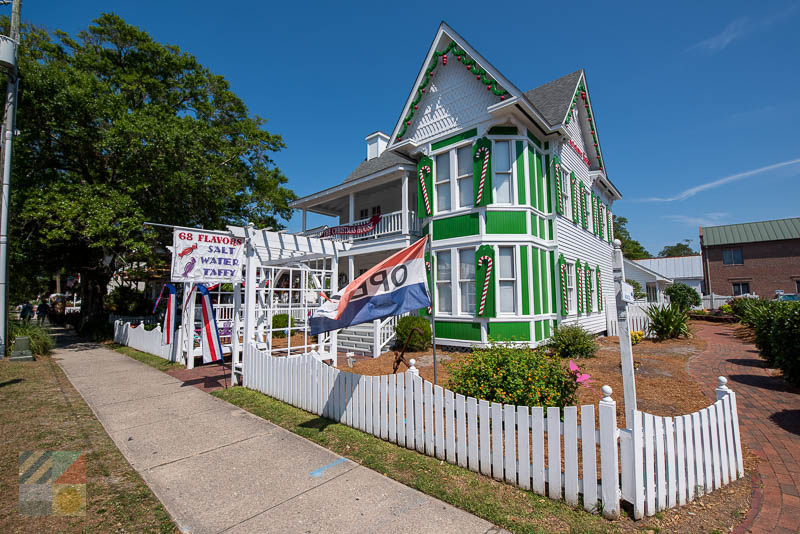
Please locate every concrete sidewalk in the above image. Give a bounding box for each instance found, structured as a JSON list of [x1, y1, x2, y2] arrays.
[[54, 340, 504, 534]]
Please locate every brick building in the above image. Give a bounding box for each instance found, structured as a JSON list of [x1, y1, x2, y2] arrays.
[[699, 217, 800, 298]]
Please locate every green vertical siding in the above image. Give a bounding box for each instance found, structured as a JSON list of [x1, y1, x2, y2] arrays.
[[435, 321, 481, 341], [543, 319, 551, 339], [488, 322, 530, 341], [516, 141, 526, 204], [486, 211, 526, 234], [544, 154, 551, 214], [529, 213, 538, 237], [540, 218, 547, 240], [539, 248, 549, 314], [526, 129, 542, 148], [535, 152, 545, 213], [432, 213, 480, 240], [527, 146, 538, 209], [520, 246, 530, 315], [535, 320, 543, 341], [549, 250, 557, 314], [532, 247, 542, 315], [431, 128, 478, 151]]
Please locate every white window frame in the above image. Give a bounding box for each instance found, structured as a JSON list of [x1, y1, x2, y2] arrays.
[[456, 145, 474, 209], [497, 246, 516, 314], [566, 261, 576, 315], [732, 281, 750, 296], [434, 152, 451, 213], [435, 250, 453, 314], [585, 190, 593, 233], [560, 165, 572, 220], [433, 142, 475, 214], [493, 140, 514, 205], [458, 247, 476, 315]]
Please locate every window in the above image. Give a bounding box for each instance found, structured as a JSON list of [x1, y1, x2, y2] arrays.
[[722, 248, 743, 265], [436, 250, 452, 313], [494, 141, 512, 204], [435, 152, 451, 212], [371, 205, 381, 216], [565, 262, 576, 314], [646, 283, 658, 303], [358, 208, 368, 220], [458, 248, 476, 314], [456, 146, 473, 208], [796, 280, 800, 293], [560, 167, 572, 220], [498, 247, 516, 313], [585, 191, 593, 232], [732, 282, 750, 296]]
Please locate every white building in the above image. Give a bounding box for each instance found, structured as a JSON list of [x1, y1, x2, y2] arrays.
[[633, 256, 703, 296], [290, 23, 622, 355]]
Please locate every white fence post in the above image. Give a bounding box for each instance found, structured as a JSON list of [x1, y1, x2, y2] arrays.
[[599, 385, 620, 519]]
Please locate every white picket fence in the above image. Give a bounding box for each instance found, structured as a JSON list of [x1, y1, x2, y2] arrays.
[[108, 314, 159, 326], [242, 344, 743, 520], [606, 313, 652, 338], [113, 321, 174, 361]]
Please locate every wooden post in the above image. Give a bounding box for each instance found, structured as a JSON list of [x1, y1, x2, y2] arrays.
[[612, 239, 637, 428], [599, 385, 620, 519], [231, 281, 242, 386], [401, 172, 409, 235]]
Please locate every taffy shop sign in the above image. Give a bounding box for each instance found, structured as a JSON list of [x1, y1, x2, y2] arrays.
[[171, 229, 244, 283]]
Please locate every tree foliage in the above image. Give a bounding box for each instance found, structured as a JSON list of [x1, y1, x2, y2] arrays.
[[6, 14, 295, 322], [613, 216, 650, 260], [665, 282, 701, 311], [659, 240, 697, 257]]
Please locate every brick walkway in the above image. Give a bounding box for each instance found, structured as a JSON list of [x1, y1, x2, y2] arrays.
[[687, 322, 800, 534]]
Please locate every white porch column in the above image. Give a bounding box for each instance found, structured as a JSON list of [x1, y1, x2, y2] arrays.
[[231, 281, 242, 386], [348, 192, 355, 224], [301, 209, 307, 233], [401, 172, 409, 235], [348, 256, 354, 284]]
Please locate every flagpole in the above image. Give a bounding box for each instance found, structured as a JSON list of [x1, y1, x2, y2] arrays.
[[427, 234, 437, 385]]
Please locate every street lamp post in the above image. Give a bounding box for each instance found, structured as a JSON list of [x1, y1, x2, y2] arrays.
[[0, 0, 21, 359]]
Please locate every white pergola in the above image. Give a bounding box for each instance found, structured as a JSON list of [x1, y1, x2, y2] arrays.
[[227, 224, 351, 385]]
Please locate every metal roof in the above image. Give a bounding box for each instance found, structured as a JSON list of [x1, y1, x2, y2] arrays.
[[634, 256, 703, 280], [623, 258, 672, 283], [702, 217, 800, 246]]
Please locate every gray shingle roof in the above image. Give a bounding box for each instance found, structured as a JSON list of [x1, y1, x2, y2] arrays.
[[523, 70, 583, 127], [702, 217, 800, 246], [343, 150, 417, 183]]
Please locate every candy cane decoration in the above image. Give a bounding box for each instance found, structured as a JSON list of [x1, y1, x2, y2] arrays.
[[560, 262, 568, 313], [576, 263, 583, 314], [419, 165, 432, 216], [477, 255, 493, 316], [425, 260, 432, 314], [596, 268, 603, 311], [475, 146, 490, 205], [555, 163, 564, 214]]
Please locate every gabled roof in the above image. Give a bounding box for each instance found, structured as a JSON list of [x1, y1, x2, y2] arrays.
[[343, 150, 417, 183], [634, 256, 703, 280], [701, 217, 800, 246], [624, 258, 672, 283], [523, 70, 583, 127]]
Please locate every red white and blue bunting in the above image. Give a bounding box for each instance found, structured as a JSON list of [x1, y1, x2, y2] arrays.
[[197, 284, 224, 364]]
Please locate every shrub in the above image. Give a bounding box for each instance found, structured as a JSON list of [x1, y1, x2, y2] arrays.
[[719, 303, 732, 314], [626, 279, 646, 300], [692, 309, 707, 315], [547, 324, 597, 359], [106, 286, 151, 315], [743, 300, 800, 385], [394, 315, 431, 351], [143, 323, 158, 331], [9, 322, 54, 355], [447, 343, 578, 407], [271, 314, 294, 338], [665, 283, 701, 311], [630, 330, 644, 345], [729, 296, 766, 324], [645, 304, 690, 340]]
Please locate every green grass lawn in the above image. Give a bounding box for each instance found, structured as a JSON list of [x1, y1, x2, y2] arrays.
[[109, 344, 184, 372], [213, 386, 617, 534], [0, 355, 176, 533]]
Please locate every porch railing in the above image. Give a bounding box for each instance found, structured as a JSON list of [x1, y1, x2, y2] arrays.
[[306, 210, 422, 242]]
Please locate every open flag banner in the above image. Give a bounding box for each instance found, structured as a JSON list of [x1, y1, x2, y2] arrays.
[[309, 237, 431, 335], [161, 284, 177, 346], [196, 284, 224, 364]]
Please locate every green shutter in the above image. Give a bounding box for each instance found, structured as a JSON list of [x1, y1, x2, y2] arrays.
[[608, 210, 614, 243], [576, 259, 583, 314], [549, 250, 557, 313], [598, 204, 605, 240], [473, 137, 493, 207], [553, 156, 563, 215], [596, 266, 603, 311], [521, 246, 530, 315], [528, 146, 538, 209], [475, 245, 496, 318], [558, 253, 568, 315], [585, 263, 592, 312], [580, 182, 588, 229], [570, 173, 579, 224], [592, 194, 599, 236], [422, 252, 434, 316], [417, 156, 434, 217]]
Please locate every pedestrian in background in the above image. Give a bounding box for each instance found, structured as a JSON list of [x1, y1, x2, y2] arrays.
[[36, 300, 50, 326]]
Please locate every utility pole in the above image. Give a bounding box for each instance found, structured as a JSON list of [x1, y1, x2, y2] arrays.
[[0, 0, 21, 359]]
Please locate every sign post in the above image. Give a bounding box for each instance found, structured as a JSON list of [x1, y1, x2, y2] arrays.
[[612, 239, 637, 428]]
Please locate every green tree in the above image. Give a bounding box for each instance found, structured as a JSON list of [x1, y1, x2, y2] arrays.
[[613, 216, 651, 260], [665, 282, 701, 311], [659, 240, 697, 257], [6, 14, 295, 325], [626, 279, 647, 300]]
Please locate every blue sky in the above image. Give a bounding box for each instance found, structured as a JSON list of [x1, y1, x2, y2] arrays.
[[24, 1, 800, 256]]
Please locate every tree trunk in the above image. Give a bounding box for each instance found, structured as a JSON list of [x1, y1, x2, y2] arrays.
[[79, 269, 109, 329]]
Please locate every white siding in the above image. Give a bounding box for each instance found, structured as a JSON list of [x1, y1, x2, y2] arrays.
[[407, 58, 500, 146]]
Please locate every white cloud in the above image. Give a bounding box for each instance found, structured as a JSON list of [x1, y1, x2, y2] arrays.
[[663, 212, 729, 227], [687, 18, 749, 52], [638, 158, 800, 202]]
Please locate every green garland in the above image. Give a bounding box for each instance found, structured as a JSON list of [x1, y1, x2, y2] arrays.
[[397, 41, 509, 141], [564, 82, 604, 171]]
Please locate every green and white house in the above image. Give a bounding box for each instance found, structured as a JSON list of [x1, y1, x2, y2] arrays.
[[291, 23, 622, 355]]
